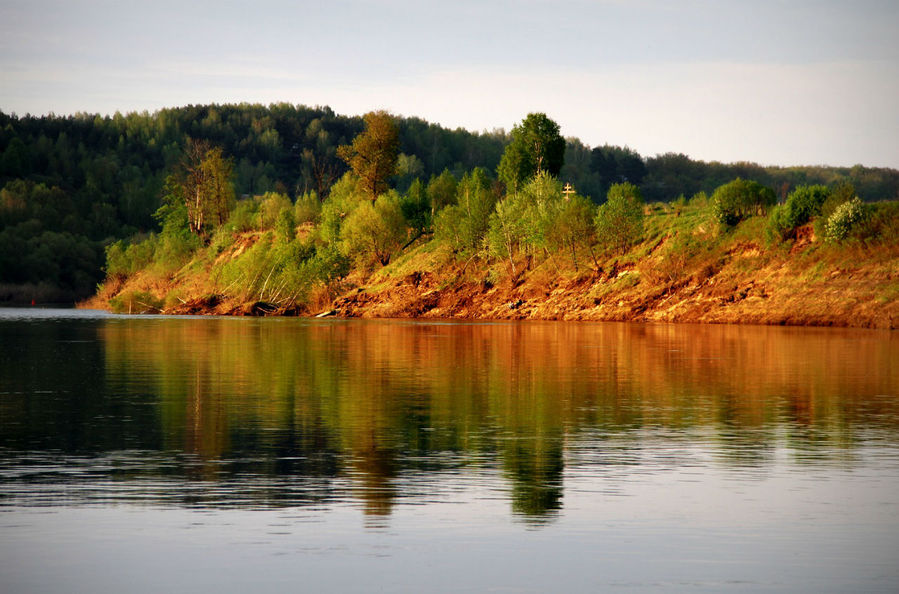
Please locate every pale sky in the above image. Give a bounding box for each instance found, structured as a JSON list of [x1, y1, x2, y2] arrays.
[[2, 0, 897, 167]]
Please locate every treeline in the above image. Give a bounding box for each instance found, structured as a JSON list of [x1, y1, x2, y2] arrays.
[[2, 103, 898, 302]]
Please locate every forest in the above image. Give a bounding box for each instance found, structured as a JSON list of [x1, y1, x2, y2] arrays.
[[1, 103, 898, 304]]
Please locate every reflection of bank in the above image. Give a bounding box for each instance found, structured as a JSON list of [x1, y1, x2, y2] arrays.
[[94, 317, 899, 515], [348, 443, 397, 524], [503, 432, 564, 523]]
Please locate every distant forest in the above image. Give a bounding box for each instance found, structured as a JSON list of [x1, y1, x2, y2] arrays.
[[2, 103, 898, 302]]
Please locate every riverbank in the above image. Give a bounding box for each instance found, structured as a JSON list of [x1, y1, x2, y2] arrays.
[[83, 215, 899, 329]]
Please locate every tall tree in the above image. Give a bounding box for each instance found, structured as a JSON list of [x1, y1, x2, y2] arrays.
[[497, 113, 565, 192], [164, 139, 235, 240], [337, 111, 399, 200]]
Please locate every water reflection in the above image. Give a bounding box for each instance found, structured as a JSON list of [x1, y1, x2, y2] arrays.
[[1, 315, 897, 523]]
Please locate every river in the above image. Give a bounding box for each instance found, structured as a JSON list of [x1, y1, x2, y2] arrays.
[[1, 309, 897, 592]]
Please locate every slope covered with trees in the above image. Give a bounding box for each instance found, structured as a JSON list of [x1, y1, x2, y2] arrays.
[[1, 103, 898, 305]]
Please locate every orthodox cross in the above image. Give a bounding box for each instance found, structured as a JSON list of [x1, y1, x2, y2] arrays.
[[562, 182, 575, 201]]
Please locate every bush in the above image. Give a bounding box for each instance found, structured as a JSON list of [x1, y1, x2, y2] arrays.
[[105, 237, 156, 277], [825, 198, 868, 242], [275, 208, 296, 244], [711, 178, 776, 226], [595, 182, 644, 254], [317, 173, 367, 245], [109, 290, 163, 314], [434, 168, 495, 255], [254, 192, 292, 230], [339, 192, 407, 267], [814, 181, 856, 239], [224, 199, 258, 233], [153, 227, 201, 273], [546, 192, 596, 270], [769, 185, 830, 239], [294, 190, 321, 223]]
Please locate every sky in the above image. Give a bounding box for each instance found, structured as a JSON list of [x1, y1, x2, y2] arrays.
[[1, 0, 897, 168]]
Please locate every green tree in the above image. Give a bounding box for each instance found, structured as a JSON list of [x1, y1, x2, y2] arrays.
[[710, 178, 776, 226], [547, 192, 597, 271], [339, 192, 407, 266], [497, 113, 565, 191], [434, 168, 496, 255], [768, 184, 830, 239], [164, 139, 236, 240], [400, 178, 430, 235], [337, 110, 399, 200], [427, 169, 458, 214], [595, 182, 644, 254]]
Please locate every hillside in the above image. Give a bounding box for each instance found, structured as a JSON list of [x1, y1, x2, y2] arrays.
[[3, 103, 899, 304], [84, 196, 899, 329]]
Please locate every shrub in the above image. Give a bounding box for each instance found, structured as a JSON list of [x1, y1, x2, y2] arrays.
[[710, 178, 776, 226], [814, 181, 856, 239], [825, 198, 868, 242], [153, 226, 201, 273], [769, 185, 830, 240], [109, 290, 163, 314], [434, 168, 495, 255], [317, 173, 367, 245], [294, 190, 321, 224], [275, 208, 297, 244], [224, 199, 258, 233], [486, 192, 530, 268], [105, 237, 155, 277], [595, 182, 644, 254], [339, 192, 407, 267], [546, 193, 596, 270], [254, 191, 292, 230]]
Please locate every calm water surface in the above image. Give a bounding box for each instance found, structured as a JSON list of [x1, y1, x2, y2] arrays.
[[1, 309, 897, 593]]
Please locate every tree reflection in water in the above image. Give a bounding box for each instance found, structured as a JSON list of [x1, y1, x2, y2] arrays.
[[1, 317, 896, 524]]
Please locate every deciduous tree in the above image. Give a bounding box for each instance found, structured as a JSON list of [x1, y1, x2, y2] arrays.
[[337, 111, 399, 200], [497, 113, 565, 192]]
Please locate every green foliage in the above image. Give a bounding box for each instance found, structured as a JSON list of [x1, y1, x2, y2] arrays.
[[434, 168, 496, 255], [337, 110, 399, 200], [275, 208, 297, 244], [105, 222, 201, 279], [590, 145, 647, 196], [814, 180, 856, 238], [487, 190, 531, 268], [546, 192, 597, 270], [109, 290, 163, 314], [214, 233, 348, 305], [105, 237, 155, 277], [224, 199, 259, 233], [825, 198, 868, 242], [317, 173, 367, 245], [294, 190, 321, 224], [768, 184, 830, 240], [710, 178, 776, 226], [167, 140, 236, 240], [254, 191, 292, 230], [6, 103, 899, 304], [427, 169, 458, 214], [486, 173, 596, 271], [497, 113, 565, 191], [400, 178, 430, 234], [595, 183, 644, 254], [395, 153, 425, 191], [339, 192, 407, 267]]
